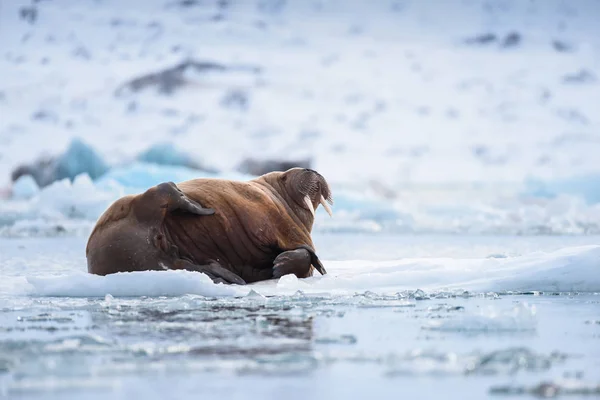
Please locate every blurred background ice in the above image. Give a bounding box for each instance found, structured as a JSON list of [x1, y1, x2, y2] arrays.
[[1, 0, 599, 237]]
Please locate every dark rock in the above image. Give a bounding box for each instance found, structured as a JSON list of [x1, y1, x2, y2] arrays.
[[19, 6, 37, 24], [501, 32, 521, 48], [237, 158, 312, 176], [72, 46, 91, 60], [31, 110, 58, 123], [220, 89, 249, 111], [552, 39, 575, 52], [562, 69, 596, 84], [178, 0, 199, 6], [464, 33, 497, 45], [115, 59, 261, 95]]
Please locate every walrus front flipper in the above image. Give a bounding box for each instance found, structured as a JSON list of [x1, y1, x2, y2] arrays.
[[156, 182, 215, 216], [273, 245, 327, 279], [173, 259, 246, 285], [273, 248, 311, 279], [295, 245, 327, 275]]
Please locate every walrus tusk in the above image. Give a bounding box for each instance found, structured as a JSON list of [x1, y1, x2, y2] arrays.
[[303, 195, 315, 217], [319, 195, 333, 217]]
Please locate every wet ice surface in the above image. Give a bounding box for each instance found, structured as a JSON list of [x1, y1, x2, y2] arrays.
[[1, 234, 600, 399]]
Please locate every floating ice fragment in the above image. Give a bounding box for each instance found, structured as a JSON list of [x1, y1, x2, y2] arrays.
[[314, 334, 357, 345], [11, 175, 39, 200], [246, 289, 266, 299], [490, 379, 599, 397], [410, 289, 429, 300], [423, 303, 537, 333]]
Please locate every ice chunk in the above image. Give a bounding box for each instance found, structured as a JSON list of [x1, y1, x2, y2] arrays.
[[524, 174, 600, 204], [37, 174, 120, 220], [11, 138, 109, 188], [137, 142, 213, 171], [11, 175, 39, 200], [0, 174, 121, 236], [55, 138, 109, 182], [27, 270, 246, 298]]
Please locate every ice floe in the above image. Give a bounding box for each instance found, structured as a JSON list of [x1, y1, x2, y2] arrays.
[[23, 245, 600, 298]]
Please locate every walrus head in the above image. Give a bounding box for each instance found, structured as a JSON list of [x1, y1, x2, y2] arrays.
[[260, 168, 333, 228]]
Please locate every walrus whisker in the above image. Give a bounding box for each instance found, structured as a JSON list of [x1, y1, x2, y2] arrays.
[[319, 195, 333, 217], [303, 195, 315, 217]]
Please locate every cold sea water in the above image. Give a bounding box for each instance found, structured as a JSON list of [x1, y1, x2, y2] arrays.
[[1, 233, 599, 399]]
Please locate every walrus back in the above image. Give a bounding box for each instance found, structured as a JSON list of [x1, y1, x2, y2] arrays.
[[165, 179, 283, 277]]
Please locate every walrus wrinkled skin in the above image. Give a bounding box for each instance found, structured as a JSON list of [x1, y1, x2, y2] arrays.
[[86, 168, 333, 285]]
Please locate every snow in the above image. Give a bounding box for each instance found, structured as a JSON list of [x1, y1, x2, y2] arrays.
[[1, 0, 600, 235], [1, 0, 599, 189], [19, 244, 600, 298]]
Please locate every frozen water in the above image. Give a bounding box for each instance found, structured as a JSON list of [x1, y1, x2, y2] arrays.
[[1, 234, 600, 399], [423, 303, 537, 333]]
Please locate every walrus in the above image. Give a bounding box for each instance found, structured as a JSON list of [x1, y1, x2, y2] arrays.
[[86, 168, 333, 285]]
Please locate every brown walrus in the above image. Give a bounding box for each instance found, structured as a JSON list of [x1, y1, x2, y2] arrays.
[[86, 168, 333, 285]]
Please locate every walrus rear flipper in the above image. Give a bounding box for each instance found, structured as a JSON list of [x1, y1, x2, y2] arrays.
[[156, 182, 214, 216], [172, 259, 246, 285], [135, 181, 214, 223]]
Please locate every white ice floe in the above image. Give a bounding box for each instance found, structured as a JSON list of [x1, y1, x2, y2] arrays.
[[24, 245, 600, 298], [27, 270, 242, 298]]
